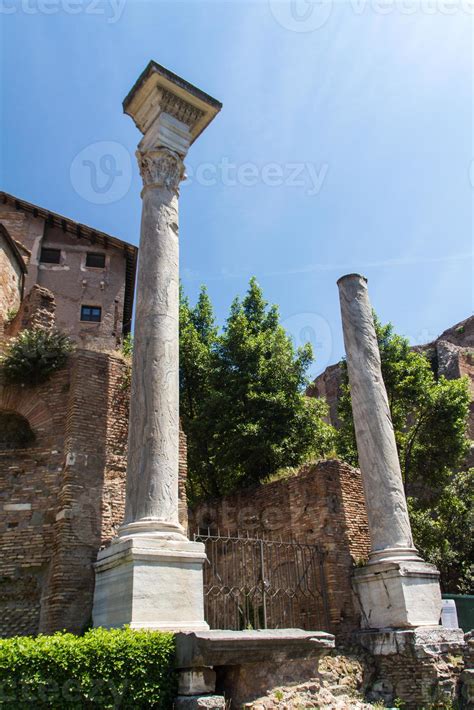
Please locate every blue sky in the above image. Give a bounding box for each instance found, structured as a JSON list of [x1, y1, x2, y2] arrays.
[[1, 1, 472, 377]]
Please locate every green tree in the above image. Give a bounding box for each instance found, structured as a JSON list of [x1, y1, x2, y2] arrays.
[[336, 316, 471, 500], [408, 469, 474, 593], [180, 278, 335, 500], [179, 285, 219, 498]]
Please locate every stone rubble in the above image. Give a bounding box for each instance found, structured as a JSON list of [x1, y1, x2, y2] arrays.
[[242, 653, 379, 709]]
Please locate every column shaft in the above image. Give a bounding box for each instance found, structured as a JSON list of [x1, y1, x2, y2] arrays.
[[337, 274, 416, 559], [124, 183, 180, 529]]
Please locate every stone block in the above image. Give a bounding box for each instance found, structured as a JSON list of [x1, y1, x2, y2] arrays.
[[174, 696, 226, 709], [175, 629, 335, 668], [92, 536, 209, 631], [178, 668, 216, 695], [353, 559, 442, 629], [356, 626, 465, 656]]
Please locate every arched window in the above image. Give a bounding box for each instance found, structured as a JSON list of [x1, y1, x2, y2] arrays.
[[0, 411, 35, 450]]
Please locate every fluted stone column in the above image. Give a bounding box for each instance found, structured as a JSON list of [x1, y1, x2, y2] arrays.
[[92, 61, 221, 631], [338, 274, 442, 629]]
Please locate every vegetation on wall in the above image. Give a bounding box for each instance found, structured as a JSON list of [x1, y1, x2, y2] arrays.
[[5, 307, 18, 324], [336, 316, 472, 592], [180, 278, 335, 501], [0, 328, 74, 386], [0, 627, 177, 709]]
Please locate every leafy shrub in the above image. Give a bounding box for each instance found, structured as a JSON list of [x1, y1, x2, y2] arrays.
[[1, 328, 74, 385], [5, 307, 18, 324], [121, 333, 133, 359], [0, 627, 177, 709]]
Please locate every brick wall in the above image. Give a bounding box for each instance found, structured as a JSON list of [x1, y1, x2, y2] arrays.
[[189, 460, 370, 638], [0, 369, 69, 636], [0, 349, 188, 637]]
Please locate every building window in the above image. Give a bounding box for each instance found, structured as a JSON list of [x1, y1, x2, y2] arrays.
[[40, 247, 61, 264], [81, 305, 102, 323], [86, 252, 106, 268]]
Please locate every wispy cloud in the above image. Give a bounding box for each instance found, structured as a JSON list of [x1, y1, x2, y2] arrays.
[[181, 251, 472, 282]]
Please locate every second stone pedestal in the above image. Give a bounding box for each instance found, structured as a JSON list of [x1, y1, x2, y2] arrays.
[[354, 560, 442, 629], [92, 537, 209, 631]]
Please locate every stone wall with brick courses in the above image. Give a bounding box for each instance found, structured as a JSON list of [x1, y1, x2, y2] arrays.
[[5, 284, 56, 338], [0, 369, 69, 637], [189, 460, 370, 638], [0, 349, 189, 637], [370, 646, 465, 709], [40, 350, 111, 633]]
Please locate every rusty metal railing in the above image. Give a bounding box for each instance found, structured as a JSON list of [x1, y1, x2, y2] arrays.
[[193, 531, 330, 632]]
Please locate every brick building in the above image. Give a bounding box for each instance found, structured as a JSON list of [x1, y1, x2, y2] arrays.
[[0, 191, 137, 349]]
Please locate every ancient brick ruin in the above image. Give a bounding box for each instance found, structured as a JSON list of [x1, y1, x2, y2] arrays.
[[0, 349, 188, 637], [190, 460, 370, 640]]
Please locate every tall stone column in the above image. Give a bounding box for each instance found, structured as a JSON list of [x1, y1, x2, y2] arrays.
[[92, 61, 221, 631], [121, 147, 185, 538], [337, 274, 442, 629]]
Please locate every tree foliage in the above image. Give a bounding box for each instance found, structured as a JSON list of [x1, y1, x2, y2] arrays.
[[408, 469, 474, 593], [180, 278, 335, 500]]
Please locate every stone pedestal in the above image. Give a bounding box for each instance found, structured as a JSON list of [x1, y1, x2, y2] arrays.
[[337, 274, 442, 629], [354, 560, 441, 629], [92, 538, 208, 631], [92, 62, 221, 631]]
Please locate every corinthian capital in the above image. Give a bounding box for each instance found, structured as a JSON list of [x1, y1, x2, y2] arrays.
[[123, 60, 222, 156], [137, 148, 184, 192]]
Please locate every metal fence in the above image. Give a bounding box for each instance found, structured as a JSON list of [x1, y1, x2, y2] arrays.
[[194, 531, 330, 632]]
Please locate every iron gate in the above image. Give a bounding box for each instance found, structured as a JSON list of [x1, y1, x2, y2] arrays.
[[194, 531, 330, 632]]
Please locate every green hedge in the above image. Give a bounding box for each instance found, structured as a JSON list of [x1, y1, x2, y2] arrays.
[[0, 627, 177, 709]]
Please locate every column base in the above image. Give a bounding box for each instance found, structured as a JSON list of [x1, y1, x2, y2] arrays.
[[368, 547, 422, 564], [92, 536, 209, 632], [353, 559, 442, 629], [118, 518, 187, 541]]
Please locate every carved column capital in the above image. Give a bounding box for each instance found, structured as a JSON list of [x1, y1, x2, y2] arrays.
[[136, 147, 185, 193]]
